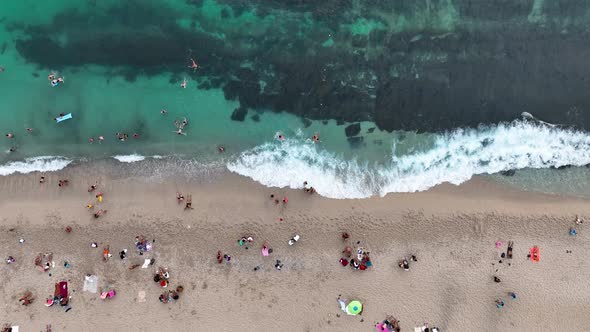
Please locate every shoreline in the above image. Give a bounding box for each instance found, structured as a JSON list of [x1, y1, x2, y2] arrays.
[[1, 169, 589, 331]]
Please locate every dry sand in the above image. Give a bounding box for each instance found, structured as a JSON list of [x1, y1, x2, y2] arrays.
[[1, 166, 590, 331]]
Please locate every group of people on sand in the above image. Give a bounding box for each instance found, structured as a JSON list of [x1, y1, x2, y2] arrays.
[[398, 255, 418, 271], [85, 181, 107, 218], [176, 192, 193, 210], [153, 267, 184, 304], [339, 232, 373, 271]]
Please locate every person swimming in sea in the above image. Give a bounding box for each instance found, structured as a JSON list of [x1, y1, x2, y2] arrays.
[[188, 58, 199, 71]]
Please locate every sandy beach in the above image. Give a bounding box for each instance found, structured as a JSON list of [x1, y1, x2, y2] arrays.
[[1, 166, 590, 331]]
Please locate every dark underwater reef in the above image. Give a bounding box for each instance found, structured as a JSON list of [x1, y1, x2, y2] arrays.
[[12, 0, 590, 132]]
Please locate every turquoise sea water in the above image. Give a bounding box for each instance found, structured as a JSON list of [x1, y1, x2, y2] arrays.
[[1, 0, 590, 198]]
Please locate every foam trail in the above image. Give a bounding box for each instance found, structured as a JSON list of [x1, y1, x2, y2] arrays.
[[228, 122, 590, 199], [0, 156, 72, 176], [112, 154, 146, 163]]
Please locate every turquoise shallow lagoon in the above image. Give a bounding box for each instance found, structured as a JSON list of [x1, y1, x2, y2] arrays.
[[1, 0, 590, 198]]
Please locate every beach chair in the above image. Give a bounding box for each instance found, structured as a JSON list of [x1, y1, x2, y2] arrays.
[[506, 241, 513, 259]]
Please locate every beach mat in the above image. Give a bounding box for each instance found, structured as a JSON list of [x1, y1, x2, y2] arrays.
[[83, 275, 98, 293]]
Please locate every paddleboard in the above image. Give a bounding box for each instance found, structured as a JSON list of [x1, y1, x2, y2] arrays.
[[55, 113, 72, 123]]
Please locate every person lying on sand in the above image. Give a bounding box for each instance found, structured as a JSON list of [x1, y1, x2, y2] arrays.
[[19, 291, 34, 306], [103, 245, 111, 261], [88, 181, 98, 192], [94, 209, 107, 218]]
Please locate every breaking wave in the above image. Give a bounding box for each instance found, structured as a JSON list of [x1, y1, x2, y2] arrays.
[[112, 154, 147, 163], [227, 122, 590, 199], [0, 156, 72, 176]]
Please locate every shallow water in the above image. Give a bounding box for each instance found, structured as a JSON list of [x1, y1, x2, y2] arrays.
[[1, 0, 589, 198]]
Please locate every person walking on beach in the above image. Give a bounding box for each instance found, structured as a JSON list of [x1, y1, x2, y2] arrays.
[[184, 194, 193, 210]]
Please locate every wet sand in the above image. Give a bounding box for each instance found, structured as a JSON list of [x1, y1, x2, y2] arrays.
[[1, 168, 589, 331]]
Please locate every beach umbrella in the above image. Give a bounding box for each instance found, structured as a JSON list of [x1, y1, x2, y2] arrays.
[[346, 300, 363, 315]]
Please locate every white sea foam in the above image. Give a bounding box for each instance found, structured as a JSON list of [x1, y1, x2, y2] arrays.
[[112, 154, 146, 163], [228, 122, 590, 199], [0, 156, 72, 176]]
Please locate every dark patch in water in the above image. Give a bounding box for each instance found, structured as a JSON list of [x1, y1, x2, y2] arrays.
[[345, 123, 361, 137], [367, 127, 375, 134], [500, 169, 516, 176], [32, 72, 39, 78], [302, 118, 312, 128], [347, 136, 364, 148], [231, 107, 248, 121], [251, 114, 260, 122], [11, 1, 590, 132]]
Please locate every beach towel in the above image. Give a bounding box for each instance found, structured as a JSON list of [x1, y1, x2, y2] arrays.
[[11, 327, 19, 332], [142, 259, 151, 268], [262, 246, 269, 256], [138, 290, 146, 303], [83, 275, 98, 293], [376, 322, 390, 332], [59, 281, 68, 298], [530, 246, 540, 262]]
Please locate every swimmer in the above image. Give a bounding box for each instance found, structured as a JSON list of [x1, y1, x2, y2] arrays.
[[6, 133, 14, 138], [312, 133, 320, 142], [89, 137, 94, 143], [98, 136, 104, 143], [26, 128, 33, 133], [8, 147, 16, 153], [175, 128, 186, 136], [182, 117, 188, 127], [39, 176, 45, 184], [48, 72, 56, 81], [218, 146, 225, 153], [277, 134, 285, 141], [57, 77, 64, 83], [51, 79, 59, 87], [160, 109, 168, 115], [188, 58, 199, 71], [133, 133, 139, 138], [180, 78, 187, 89]]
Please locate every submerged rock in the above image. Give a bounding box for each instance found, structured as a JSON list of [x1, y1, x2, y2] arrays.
[[500, 170, 516, 176], [302, 118, 312, 128], [367, 127, 375, 133], [347, 136, 364, 148], [231, 107, 248, 121], [345, 123, 361, 137]]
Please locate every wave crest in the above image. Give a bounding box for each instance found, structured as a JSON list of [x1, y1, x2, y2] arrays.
[[228, 122, 590, 199], [0, 156, 72, 176]]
